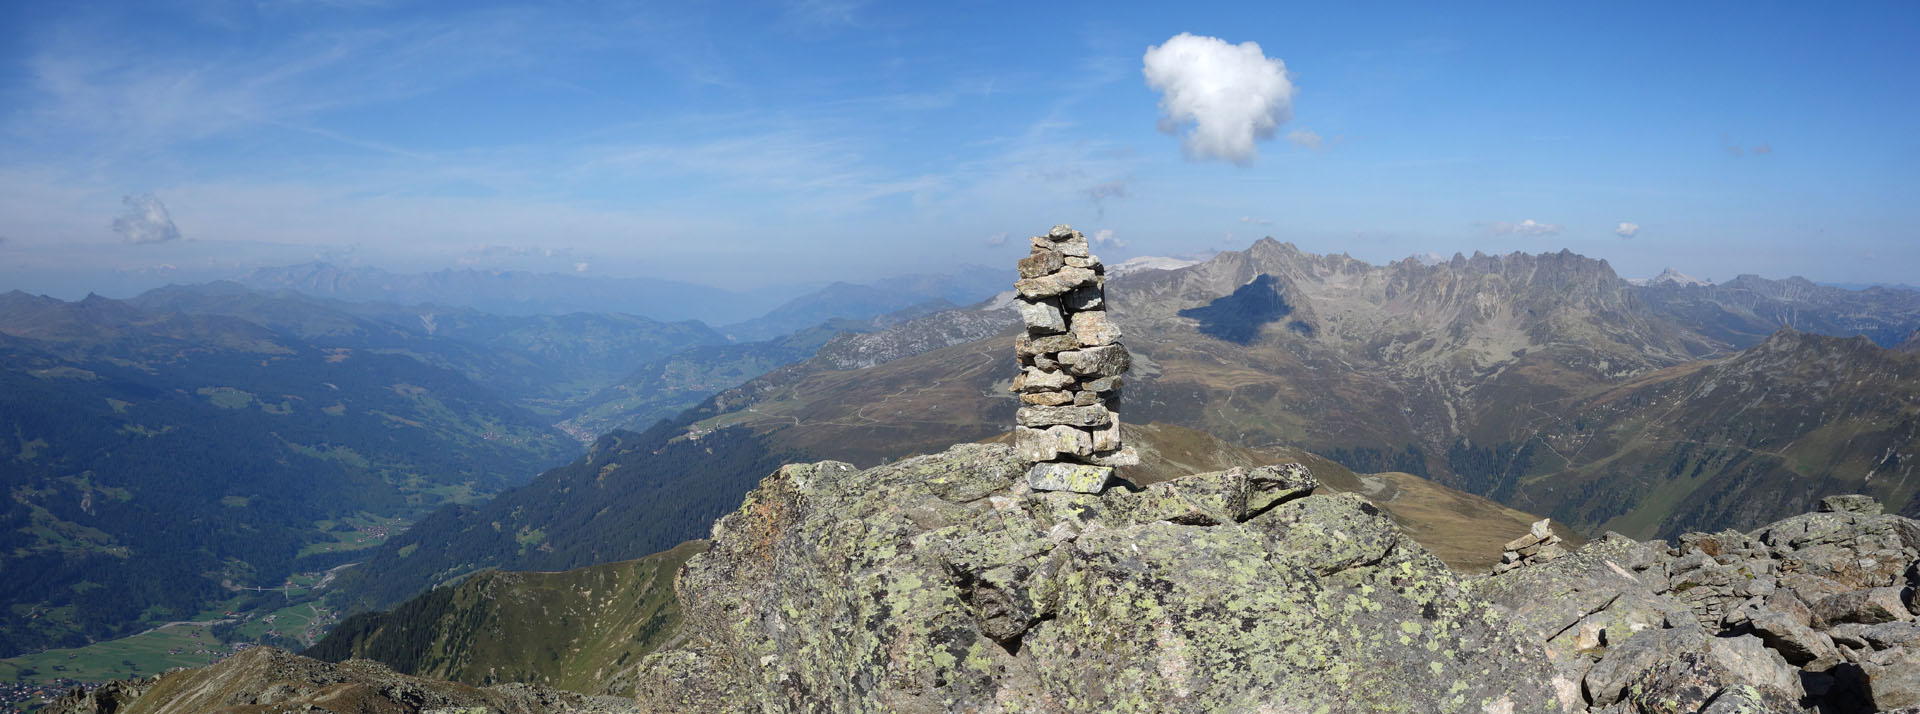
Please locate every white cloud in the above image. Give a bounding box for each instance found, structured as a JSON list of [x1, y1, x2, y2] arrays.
[[1142, 33, 1294, 164], [986, 232, 1009, 247], [1614, 222, 1641, 239], [112, 193, 183, 244], [1239, 216, 1274, 226], [1286, 129, 1323, 151], [573, 261, 590, 272], [1091, 228, 1127, 249], [1487, 219, 1561, 237]]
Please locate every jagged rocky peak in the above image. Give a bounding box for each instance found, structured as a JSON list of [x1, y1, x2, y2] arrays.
[[631, 444, 1565, 712], [1011, 224, 1136, 493]]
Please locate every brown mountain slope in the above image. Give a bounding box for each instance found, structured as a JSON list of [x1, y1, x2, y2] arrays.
[[1500, 328, 1920, 537]]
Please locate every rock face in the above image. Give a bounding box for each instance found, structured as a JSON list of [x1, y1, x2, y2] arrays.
[[1474, 493, 1920, 713], [1012, 225, 1134, 493], [632, 444, 1565, 713]]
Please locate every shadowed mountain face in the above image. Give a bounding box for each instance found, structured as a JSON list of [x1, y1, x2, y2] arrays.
[[1175, 274, 1305, 344]]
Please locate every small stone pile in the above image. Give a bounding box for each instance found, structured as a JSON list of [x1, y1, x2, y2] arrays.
[[1010, 224, 1135, 493], [1491, 518, 1566, 574]]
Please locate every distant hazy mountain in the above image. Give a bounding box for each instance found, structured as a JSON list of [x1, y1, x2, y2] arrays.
[[1637, 273, 1920, 348], [127, 282, 733, 412], [716, 265, 1008, 341], [237, 262, 796, 324], [0, 291, 573, 657]]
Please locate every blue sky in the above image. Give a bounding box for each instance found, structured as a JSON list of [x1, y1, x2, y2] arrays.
[[1, 1, 1916, 296]]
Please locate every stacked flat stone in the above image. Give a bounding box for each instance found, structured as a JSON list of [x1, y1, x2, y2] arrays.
[[1492, 518, 1567, 574], [1011, 224, 1136, 494]]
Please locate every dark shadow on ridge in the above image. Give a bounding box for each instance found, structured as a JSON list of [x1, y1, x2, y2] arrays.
[[1177, 274, 1297, 345]]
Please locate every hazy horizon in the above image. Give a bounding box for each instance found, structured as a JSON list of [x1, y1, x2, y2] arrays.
[[3, 2, 1915, 297]]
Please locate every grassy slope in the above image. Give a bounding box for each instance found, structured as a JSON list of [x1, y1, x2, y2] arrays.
[[305, 541, 704, 696]]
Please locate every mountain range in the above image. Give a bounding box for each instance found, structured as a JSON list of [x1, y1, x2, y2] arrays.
[[8, 238, 1920, 698]]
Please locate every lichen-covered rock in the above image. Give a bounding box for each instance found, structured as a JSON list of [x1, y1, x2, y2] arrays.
[[1015, 404, 1112, 428], [1027, 461, 1112, 494], [1751, 507, 1920, 588], [632, 444, 1561, 713], [1245, 462, 1317, 514], [1055, 344, 1129, 378], [1820, 494, 1884, 515], [1102, 468, 1247, 526], [1018, 297, 1066, 333]]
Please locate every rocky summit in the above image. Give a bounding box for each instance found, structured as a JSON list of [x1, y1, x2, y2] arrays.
[[630, 444, 1564, 713], [51, 446, 1920, 713], [632, 447, 1920, 714]]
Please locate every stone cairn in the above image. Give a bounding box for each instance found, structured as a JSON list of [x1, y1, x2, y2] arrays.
[[1011, 224, 1136, 494], [1492, 518, 1567, 574]]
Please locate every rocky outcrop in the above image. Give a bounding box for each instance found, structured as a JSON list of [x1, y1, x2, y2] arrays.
[[1012, 225, 1135, 493], [632, 444, 1564, 713], [1475, 493, 1920, 713], [43, 646, 638, 714]]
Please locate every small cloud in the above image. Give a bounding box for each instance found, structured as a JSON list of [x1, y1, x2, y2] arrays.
[[573, 261, 590, 273], [1286, 129, 1323, 151], [1239, 216, 1274, 226], [1092, 229, 1127, 249], [986, 232, 1010, 247], [1614, 222, 1641, 239], [1486, 219, 1562, 237], [112, 194, 183, 244], [1142, 33, 1295, 164]]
